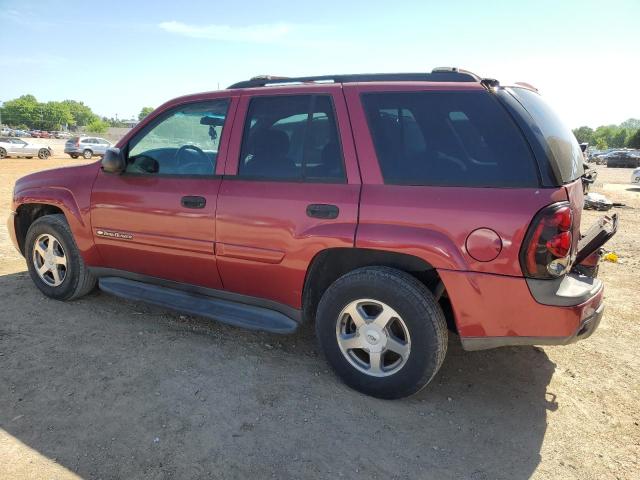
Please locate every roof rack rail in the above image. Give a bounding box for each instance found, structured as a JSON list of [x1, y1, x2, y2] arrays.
[[227, 68, 481, 89]]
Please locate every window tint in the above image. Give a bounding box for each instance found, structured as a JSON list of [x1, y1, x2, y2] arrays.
[[238, 95, 345, 181], [126, 99, 229, 176], [362, 91, 538, 187], [507, 87, 583, 183]]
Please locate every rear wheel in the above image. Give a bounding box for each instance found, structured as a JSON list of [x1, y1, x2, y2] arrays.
[[69, 154, 78, 159], [83, 149, 92, 159], [38, 149, 50, 159], [25, 214, 96, 300], [316, 266, 448, 399]]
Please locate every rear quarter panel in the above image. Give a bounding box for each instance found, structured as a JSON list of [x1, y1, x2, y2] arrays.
[[343, 82, 568, 275]]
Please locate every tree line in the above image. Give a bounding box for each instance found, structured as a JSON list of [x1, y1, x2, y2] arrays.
[[0, 94, 154, 134], [573, 118, 640, 150]]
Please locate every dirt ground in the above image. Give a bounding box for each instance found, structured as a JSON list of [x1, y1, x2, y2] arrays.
[[0, 153, 638, 480]]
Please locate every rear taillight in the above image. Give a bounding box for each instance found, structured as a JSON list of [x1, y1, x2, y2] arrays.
[[521, 202, 573, 278], [75, 140, 80, 147]]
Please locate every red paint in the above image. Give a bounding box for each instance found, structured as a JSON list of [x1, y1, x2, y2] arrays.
[[465, 228, 502, 262], [7, 79, 608, 347], [355, 184, 566, 275], [439, 269, 603, 338]]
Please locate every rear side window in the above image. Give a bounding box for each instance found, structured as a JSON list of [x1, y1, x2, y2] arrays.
[[362, 91, 538, 187], [507, 87, 583, 183], [238, 95, 345, 181]]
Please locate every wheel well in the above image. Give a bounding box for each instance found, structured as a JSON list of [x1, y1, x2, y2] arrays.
[[302, 248, 456, 331], [14, 204, 65, 255]]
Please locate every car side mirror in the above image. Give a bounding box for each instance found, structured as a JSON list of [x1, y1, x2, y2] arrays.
[[101, 147, 125, 174]]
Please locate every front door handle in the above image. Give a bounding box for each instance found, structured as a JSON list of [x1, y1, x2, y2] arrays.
[[181, 196, 206, 209], [306, 203, 339, 219]]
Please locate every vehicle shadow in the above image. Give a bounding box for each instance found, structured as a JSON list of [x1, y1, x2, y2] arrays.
[[0, 271, 555, 479]]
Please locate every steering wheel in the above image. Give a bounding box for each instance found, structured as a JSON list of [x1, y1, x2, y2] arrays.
[[175, 144, 213, 174]]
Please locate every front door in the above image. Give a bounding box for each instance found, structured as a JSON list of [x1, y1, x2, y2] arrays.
[[215, 87, 361, 308], [90, 95, 236, 289]]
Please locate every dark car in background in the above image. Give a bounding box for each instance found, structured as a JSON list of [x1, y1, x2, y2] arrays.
[[605, 150, 640, 168]]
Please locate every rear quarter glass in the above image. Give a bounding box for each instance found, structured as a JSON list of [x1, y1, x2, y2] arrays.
[[361, 90, 539, 188], [505, 87, 583, 184]]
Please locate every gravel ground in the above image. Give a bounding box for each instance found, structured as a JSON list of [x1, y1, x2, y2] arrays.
[[0, 156, 638, 479]]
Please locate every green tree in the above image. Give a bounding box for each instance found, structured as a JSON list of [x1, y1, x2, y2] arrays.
[[86, 118, 109, 134], [138, 106, 154, 121], [611, 128, 629, 148], [0, 95, 39, 127], [38, 101, 74, 130], [628, 129, 640, 149], [61, 100, 97, 127], [595, 138, 608, 150], [573, 126, 594, 144], [620, 118, 640, 130]]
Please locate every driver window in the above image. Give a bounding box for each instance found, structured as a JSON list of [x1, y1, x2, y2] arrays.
[[126, 99, 230, 176]]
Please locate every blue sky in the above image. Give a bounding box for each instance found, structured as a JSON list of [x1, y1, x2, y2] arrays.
[[0, 0, 638, 127]]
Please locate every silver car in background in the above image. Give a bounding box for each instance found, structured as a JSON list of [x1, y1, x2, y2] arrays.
[[0, 137, 52, 159], [64, 136, 111, 159]]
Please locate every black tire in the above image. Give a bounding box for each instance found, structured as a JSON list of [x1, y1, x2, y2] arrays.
[[70, 154, 78, 159], [83, 149, 92, 159], [0, 147, 6, 159], [315, 266, 448, 399], [26, 156, 33, 159], [38, 149, 50, 159], [25, 214, 96, 301]]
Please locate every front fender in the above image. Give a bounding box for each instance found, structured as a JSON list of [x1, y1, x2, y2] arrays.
[[13, 187, 101, 265]]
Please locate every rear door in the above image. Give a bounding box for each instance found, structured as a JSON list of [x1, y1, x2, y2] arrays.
[[90, 95, 237, 289], [215, 86, 361, 308]]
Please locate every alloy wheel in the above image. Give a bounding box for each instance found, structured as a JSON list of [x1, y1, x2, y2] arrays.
[[336, 299, 411, 377], [32, 233, 67, 287]]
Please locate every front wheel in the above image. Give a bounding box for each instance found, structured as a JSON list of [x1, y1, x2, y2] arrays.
[[38, 149, 50, 159], [0, 147, 6, 159], [25, 214, 96, 300], [315, 266, 448, 399]]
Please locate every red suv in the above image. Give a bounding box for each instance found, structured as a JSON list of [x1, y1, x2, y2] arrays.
[[8, 69, 616, 398]]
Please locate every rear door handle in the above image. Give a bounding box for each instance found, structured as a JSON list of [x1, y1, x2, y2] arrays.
[[181, 196, 206, 209], [306, 204, 339, 219]]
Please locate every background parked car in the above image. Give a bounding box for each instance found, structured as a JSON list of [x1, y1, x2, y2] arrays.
[[64, 136, 111, 159], [0, 137, 52, 159], [631, 167, 640, 186], [606, 150, 640, 168]]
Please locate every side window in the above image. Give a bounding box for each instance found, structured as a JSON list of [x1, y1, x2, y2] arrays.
[[362, 91, 538, 187], [238, 95, 345, 181], [126, 99, 230, 176]]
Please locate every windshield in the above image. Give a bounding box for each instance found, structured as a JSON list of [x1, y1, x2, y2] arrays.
[[507, 87, 583, 183]]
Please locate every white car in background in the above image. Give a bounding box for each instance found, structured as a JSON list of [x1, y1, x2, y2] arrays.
[[632, 167, 640, 186], [0, 137, 52, 159]]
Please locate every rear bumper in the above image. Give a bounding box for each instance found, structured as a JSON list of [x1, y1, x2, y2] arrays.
[[438, 270, 605, 351], [461, 303, 604, 350]]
